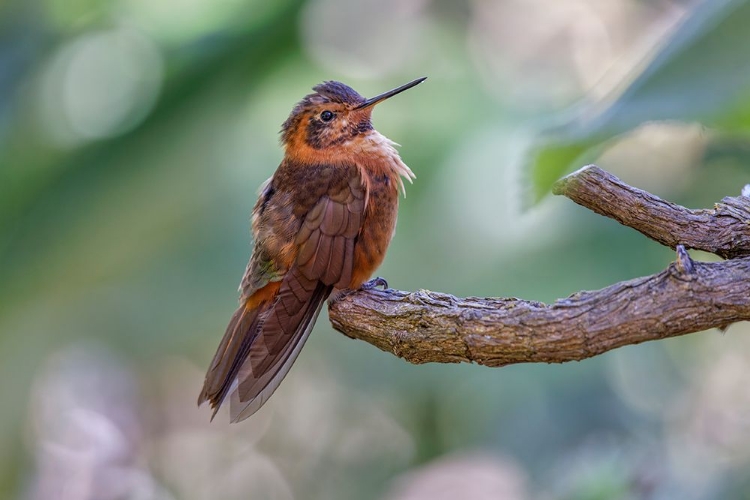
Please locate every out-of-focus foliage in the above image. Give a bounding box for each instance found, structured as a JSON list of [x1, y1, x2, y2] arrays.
[[529, 0, 750, 200], [1, 0, 750, 499]]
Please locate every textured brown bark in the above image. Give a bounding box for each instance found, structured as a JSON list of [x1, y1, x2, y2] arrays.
[[552, 165, 750, 259], [327, 165, 750, 366]]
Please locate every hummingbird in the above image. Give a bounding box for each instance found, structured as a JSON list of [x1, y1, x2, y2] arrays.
[[198, 77, 426, 422]]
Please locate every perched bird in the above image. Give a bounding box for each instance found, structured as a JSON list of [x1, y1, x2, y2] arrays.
[[198, 77, 426, 422]]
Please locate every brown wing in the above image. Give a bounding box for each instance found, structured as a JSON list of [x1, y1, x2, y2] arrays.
[[198, 177, 295, 413], [240, 178, 287, 301], [226, 170, 367, 421]]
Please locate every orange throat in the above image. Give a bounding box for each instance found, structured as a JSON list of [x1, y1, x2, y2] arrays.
[[284, 130, 415, 197]]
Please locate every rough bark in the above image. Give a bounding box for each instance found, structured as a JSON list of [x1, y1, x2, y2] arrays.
[[552, 165, 750, 259], [327, 165, 750, 366]]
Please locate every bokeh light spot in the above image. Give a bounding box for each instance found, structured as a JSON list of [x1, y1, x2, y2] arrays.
[[39, 27, 163, 146]]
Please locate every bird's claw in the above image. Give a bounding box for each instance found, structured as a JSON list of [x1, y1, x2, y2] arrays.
[[361, 277, 389, 291]]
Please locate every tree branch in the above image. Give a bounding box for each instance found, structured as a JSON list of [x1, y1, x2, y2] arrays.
[[552, 165, 750, 259], [327, 165, 750, 366]]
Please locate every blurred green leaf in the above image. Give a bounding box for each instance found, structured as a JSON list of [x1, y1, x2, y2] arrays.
[[529, 140, 601, 203], [529, 0, 750, 198]]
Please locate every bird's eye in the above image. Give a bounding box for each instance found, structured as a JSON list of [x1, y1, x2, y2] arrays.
[[320, 110, 334, 122]]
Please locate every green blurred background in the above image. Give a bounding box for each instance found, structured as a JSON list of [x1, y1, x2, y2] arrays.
[[3, 0, 750, 498]]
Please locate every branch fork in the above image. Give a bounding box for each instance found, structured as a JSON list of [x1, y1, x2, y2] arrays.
[[328, 165, 750, 366]]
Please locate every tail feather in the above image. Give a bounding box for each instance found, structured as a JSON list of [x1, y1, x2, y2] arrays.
[[198, 269, 332, 421], [230, 278, 330, 422], [197, 302, 266, 418]]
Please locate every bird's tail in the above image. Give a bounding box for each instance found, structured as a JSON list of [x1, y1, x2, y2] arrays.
[[198, 269, 332, 422]]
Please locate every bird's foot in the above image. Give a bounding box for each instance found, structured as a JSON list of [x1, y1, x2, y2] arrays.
[[361, 276, 389, 291]]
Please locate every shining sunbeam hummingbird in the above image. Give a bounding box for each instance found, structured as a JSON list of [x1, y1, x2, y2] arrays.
[[198, 77, 426, 422]]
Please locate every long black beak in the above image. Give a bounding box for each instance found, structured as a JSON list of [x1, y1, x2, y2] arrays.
[[354, 77, 427, 110]]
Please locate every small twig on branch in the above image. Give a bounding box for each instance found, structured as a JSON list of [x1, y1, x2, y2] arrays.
[[327, 165, 750, 366]]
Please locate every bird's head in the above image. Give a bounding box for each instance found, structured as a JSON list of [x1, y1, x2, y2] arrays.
[[280, 77, 426, 160]]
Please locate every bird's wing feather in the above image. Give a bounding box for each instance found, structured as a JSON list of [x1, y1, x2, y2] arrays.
[[221, 166, 367, 421], [240, 179, 284, 300]]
